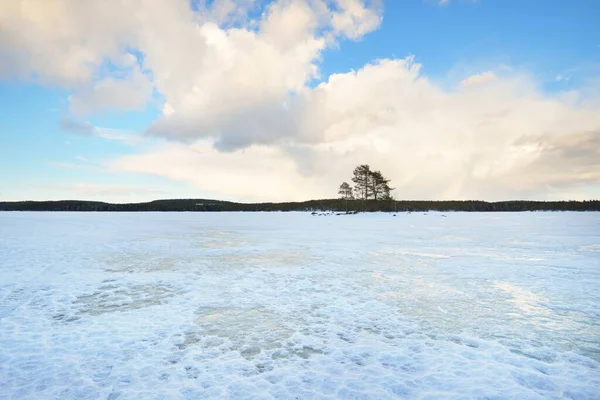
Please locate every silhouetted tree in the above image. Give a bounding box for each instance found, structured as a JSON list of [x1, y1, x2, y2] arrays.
[[338, 182, 354, 212], [338, 182, 353, 200], [369, 170, 393, 201], [352, 165, 372, 201]]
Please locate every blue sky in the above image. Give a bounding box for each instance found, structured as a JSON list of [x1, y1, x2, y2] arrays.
[[1, 0, 599, 202], [324, 0, 599, 82]]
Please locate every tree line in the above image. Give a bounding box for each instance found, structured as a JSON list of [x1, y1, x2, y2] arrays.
[[1, 199, 598, 212]]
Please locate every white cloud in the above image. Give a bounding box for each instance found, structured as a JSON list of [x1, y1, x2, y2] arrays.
[[60, 118, 140, 145], [41, 184, 165, 198], [1, 1, 381, 140], [48, 156, 102, 172], [331, 0, 383, 40], [48, 161, 100, 172], [0, 0, 136, 85], [2, 0, 599, 201], [113, 57, 600, 201], [555, 74, 571, 82], [460, 71, 497, 86], [69, 64, 153, 116], [108, 141, 327, 202]]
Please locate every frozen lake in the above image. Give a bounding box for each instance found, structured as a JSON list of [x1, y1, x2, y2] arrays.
[[0, 212, 599, 399]]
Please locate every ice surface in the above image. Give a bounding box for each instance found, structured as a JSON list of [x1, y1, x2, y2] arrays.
[[0, 211, 599, 399]]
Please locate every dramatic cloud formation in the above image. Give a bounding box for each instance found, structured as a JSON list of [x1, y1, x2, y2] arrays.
[[1, 0, 598, 201], [110, 59, 600, 201]]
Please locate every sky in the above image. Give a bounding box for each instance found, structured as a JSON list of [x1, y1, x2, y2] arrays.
[[1, 0, 599, 203]]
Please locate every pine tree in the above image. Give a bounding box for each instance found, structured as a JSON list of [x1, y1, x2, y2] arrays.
[[352, 165, 372, 201], [338, 182, 354, 212], [369, 170, 393, 201], [338, 182, 354, 200]]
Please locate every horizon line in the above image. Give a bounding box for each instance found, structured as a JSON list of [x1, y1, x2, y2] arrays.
[[1, 198, 599, 205]]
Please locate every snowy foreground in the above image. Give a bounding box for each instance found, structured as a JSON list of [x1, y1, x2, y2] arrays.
[[1, 212, 599, 400]]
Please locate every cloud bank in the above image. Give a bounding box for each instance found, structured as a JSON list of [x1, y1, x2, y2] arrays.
[[1, 0, 599, 201]]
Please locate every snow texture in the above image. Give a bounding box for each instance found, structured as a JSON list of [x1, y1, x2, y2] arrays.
[[0, 211, 599, 399]]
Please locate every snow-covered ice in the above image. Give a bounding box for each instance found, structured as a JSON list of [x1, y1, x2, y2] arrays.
[[0, 211, 599, 399]]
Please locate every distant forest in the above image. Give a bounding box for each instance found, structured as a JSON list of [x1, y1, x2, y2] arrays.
[[0, 199, 598, 212]]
